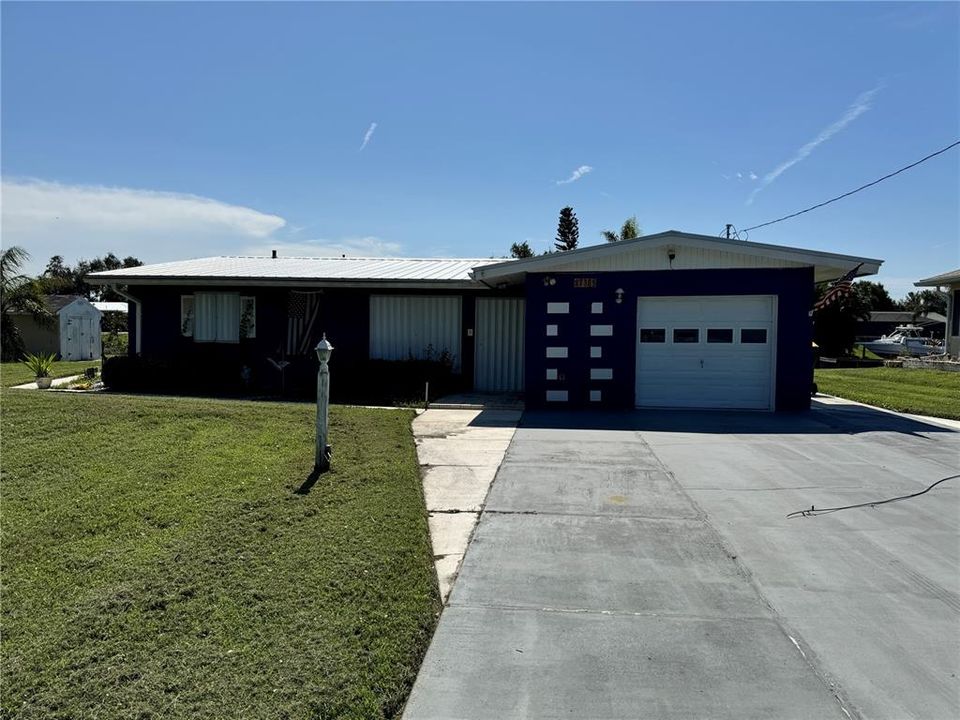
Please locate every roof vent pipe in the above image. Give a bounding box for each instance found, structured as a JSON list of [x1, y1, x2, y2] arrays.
[[272, 250, 277, 259]]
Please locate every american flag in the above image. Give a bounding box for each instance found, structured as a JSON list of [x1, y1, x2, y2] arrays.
[[813, 263, 863, 312], [287, 291, 322, 355]]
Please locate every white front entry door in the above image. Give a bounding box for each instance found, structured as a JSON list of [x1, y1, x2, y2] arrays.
[[635, 296, 775, 410]]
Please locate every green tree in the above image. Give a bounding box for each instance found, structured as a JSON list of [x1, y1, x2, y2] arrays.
[[854, 280, 897, 311], [42, 252, 143, 301], [510, 241, 534, 259], [899, 289, 947, 318], [554, 207, 579, 252], [812, 282, 872, 357], [1, 247, 53, 362], [601, 216, 641, 243]]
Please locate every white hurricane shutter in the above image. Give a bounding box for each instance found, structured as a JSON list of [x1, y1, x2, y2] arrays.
[[370, 295, 462, 370], [475, 297, 525, 391]]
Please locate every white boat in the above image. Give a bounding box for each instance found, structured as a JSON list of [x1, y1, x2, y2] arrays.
[[861, 325, 944, 358]]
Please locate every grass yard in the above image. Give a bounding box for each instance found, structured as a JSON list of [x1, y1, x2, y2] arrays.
[[0, 359, 101, 387], [1, 391, 439, 719], [815, 367, 960, 420]]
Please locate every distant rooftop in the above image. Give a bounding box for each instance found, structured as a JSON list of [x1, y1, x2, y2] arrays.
[[915, 268, 960, 287]]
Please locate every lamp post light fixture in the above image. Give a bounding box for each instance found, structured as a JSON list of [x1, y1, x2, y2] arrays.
[[314, 334, 334, 472]]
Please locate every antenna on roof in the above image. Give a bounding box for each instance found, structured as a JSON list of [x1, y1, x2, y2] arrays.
[[725, 224, 732, 240]]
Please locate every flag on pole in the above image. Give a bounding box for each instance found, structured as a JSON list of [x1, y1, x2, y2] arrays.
[[813, 263, 863, 312], [287, 291, 322, 355]]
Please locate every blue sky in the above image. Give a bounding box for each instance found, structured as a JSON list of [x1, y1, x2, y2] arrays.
[[2, 1, 958, 297]]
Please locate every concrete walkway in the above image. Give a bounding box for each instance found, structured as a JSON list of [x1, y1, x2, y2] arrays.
[[404, 404, 959, 719], [9, 374, 83, 390], [412, 407, 521, 601]]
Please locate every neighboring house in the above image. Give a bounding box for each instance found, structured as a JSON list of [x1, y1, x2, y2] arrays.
[[87, 230, 882, 411], [91, 301, 129, 314], [857, 310, 946, 342], [11, 295, 102, 360], [915, 269, 960, 357]]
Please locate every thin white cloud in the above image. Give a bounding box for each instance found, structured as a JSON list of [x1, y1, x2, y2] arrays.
[[242, 236, 402, 258], [749, 172, 758, 181], [748, 85, 882, 205], [359, 122, 378, 151], [556, 165, 593, 185], [1, 177, 286, 272]]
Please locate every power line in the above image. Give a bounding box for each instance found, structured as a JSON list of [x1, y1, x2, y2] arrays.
[[743, 140, 960, 233], [786, 473, 959, 519]]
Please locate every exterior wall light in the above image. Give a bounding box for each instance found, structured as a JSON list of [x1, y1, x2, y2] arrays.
[[615, 288, 624, 304]]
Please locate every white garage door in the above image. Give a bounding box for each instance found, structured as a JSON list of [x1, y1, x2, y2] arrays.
[[635, 296, 775, 410]]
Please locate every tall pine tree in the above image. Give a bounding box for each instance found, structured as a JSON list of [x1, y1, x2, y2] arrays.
[[554, 206, 579, 252]]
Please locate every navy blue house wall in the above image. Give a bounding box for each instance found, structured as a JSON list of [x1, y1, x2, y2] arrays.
[[524, 267, 814, 411], [123, 284, 519, 393]]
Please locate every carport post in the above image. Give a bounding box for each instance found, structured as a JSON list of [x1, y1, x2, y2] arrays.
[[314, 334, 334, 472]]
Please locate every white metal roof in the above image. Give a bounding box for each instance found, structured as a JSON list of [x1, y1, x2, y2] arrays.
[[88, 255, 510, 287]]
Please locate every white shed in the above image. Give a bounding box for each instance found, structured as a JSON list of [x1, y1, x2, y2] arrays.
[[13, 295, 102, 360]]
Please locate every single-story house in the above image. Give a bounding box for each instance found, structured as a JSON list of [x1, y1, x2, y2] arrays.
[[10, 295, 102, 360], [856, 310, 945, 342], [915, 269, 960, 357], [88, 230, 882, 410]]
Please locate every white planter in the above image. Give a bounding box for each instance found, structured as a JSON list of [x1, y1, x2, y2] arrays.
[[36, 377, 53, 389]]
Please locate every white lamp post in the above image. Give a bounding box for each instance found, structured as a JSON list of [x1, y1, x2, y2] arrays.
[[314, 334, 334, 472]]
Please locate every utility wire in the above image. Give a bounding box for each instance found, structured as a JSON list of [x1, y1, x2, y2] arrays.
[[786, 473, 959, 519], [743, 140, 960, 233]]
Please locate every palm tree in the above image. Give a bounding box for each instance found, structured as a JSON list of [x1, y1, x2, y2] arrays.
[[601, 216, 641, 243], [1, 246, 53, 361]]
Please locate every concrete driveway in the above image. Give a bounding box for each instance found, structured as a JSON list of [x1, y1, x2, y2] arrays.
[[404, 400, 960, 720]]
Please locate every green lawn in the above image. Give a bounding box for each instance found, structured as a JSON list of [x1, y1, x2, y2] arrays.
[[1, 391, 439, 719], [815, 367, 960, 420], [0, 359, 101, 387]]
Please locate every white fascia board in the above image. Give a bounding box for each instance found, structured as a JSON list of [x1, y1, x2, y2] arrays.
[[471, 231, 883, 281]]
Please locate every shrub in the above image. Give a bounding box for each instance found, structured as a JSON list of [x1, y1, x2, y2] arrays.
[[101, 331, 128, 357]]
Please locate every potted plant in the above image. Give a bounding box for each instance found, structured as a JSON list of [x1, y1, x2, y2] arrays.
[[22, 352, 56, 389]]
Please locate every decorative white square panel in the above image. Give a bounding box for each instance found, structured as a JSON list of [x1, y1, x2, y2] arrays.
[[546, 346, 568, 358], [546, 390, 568, 402], [546, 324, 558, 336], [547, 302, 570, 314], [590, 346, 602, 358], [590, 390, 602, 402], [591, 302, 603, 314], [590, 325, 613, 336], [590, 368, 613, 380], [546, 368, 558, 380]]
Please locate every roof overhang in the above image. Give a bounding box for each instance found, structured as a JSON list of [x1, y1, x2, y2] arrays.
[[471, 231, 883, 286], [915, 269, 960, 288]]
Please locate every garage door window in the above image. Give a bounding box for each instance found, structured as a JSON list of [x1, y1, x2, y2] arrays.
[[639, 328, 665, 343], [673, 328, 699, 343], [707, 328, 733, 343], [741, 328, 768, 344]]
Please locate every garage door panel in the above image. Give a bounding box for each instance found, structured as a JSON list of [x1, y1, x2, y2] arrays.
[[636, 296, 775, 410]]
